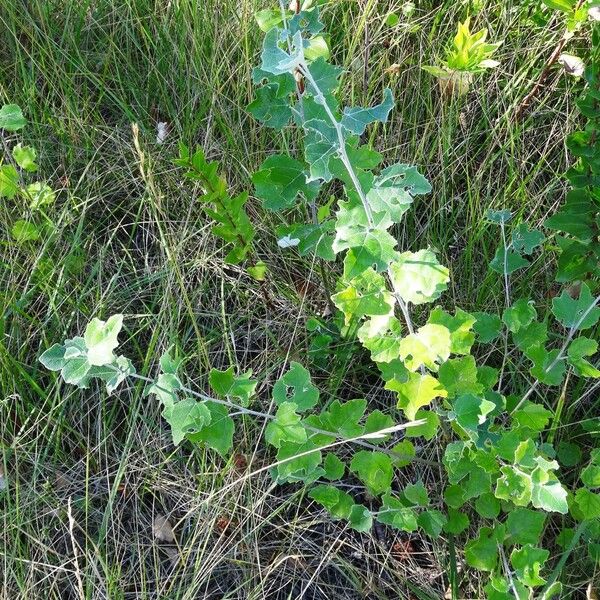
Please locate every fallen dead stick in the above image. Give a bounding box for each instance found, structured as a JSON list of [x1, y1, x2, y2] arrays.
[[514, 0, 586, 121]]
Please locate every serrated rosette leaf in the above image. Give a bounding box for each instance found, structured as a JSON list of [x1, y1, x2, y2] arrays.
[[567, 337, 600, 377], [531, 466, 568, 514], [552, 283, 600, 330], [305, 57, 342, 95], [247, 83, 293, 129], [265, 402, 307, 448], [452, 393, 496, 432], [288, 9, 324, 35], [427, 307, 476, 355], [377, 492, 418, 531], [574, 488, 600, 519], [366, 162, 430, 222], [276, 221, 335, 260], [308, 484, 355, 520], [273, 362, 319, 411], [84, 314, 123, 366], [503, 298, 536, 333], [260, 28, 304, 75], [275, 439, 324, 484], [0, 104, 26, 131], [349, 450, 393, 496], [473, 312, 503, 345], [525, 345, 566, 386], [489, 247, 530, 274], [511, 223, 545, 254], [465, 527, 499, 572], [318, 398, 367, 438], [302, 122, 341, 182], [438, 355, 483, 398], [163, 398, 212, 446], [510, 545, 549, 588], [187, 401, 235, 457], [146, 372, 182, 410], [105, 355, 135, 394], [209, 366, 258, 407]]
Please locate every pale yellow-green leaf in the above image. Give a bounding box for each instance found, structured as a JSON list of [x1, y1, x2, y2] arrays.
[[388, 372, 447, 419], [389, 249, 449, 305], [398, 323, 451, 371]]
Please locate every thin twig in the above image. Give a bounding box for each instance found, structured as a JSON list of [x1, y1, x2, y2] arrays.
[[514, 0, 585, 121], [122, 369, 438, 465], [512, 292, 600, 413], [67, 497, 86, 600]]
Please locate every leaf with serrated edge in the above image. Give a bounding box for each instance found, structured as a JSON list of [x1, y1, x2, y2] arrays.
[[272, 362, 319, 412], [341, 88, 394, 135], [552, 283, 600, 330], [265, 402, 307, 448], [84, 314, 123, 367], [332, 200, 397, 272], [0, 104, 26, 131], [398, 323, 451, 371], [350, 450, 393, 496], [389, 249, 449, 305], [389, 372, 447, 420], [210, 366, 258, 407]]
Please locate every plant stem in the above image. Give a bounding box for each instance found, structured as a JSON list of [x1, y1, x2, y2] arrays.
[[299, 64, 375, 226], [514, 0, 586, 121], [498, 542, 520, 600], [497, 223, 511, 390], [122, 370, 438, 465], [310, 199, 336, 314], [299, 61, 419, 337]]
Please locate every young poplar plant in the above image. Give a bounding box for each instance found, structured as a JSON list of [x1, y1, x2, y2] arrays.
[[38, 3, 600, 598], [247, 4, 600, 597]]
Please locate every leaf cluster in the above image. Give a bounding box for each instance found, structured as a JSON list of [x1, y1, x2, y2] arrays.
[[0, 104, 56, 242], [422, 18, 501, 79], [174, 144, 255, 265]]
